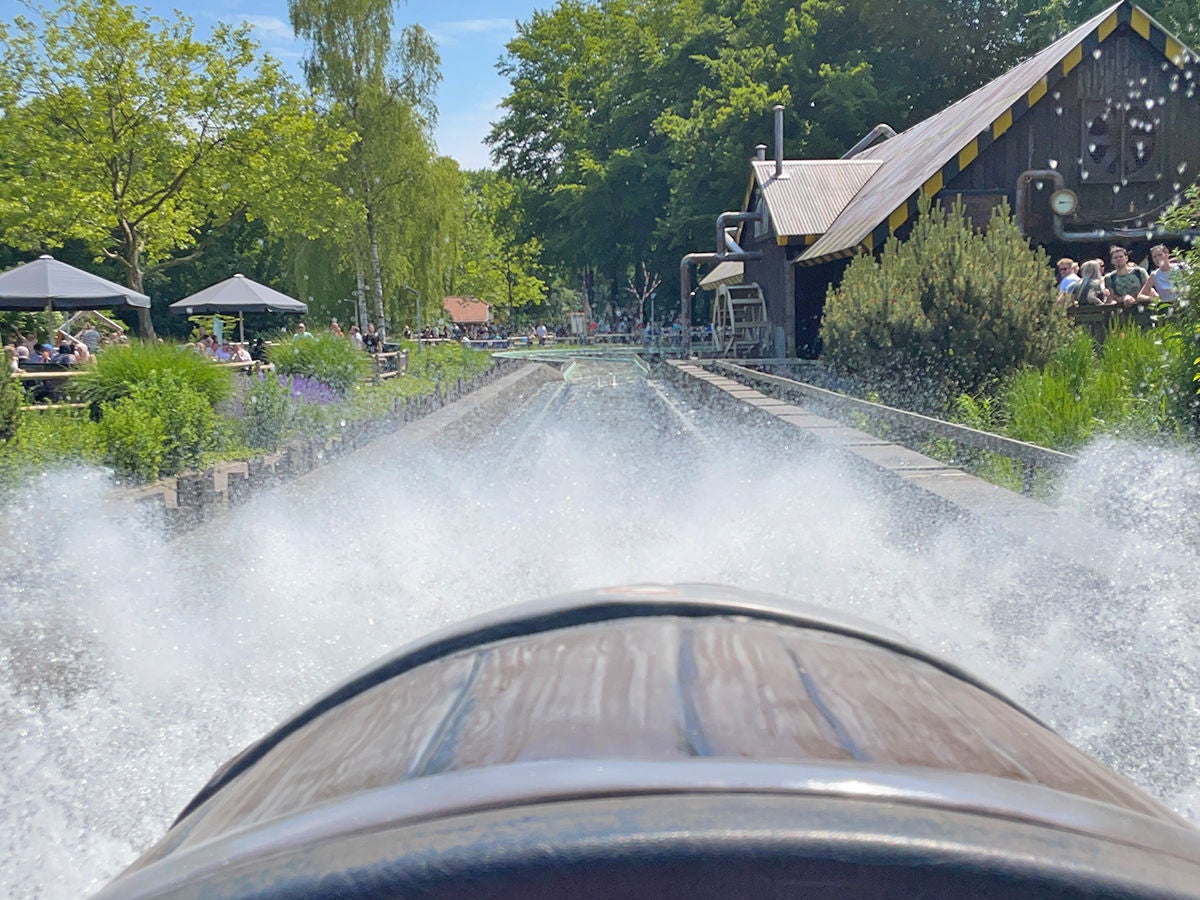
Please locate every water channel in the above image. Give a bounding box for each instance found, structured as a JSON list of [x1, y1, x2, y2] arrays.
[[3, 359, 1199, 897]]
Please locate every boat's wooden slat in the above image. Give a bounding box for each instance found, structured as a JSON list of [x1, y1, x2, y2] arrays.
[[780, 632, 1041, 775], [438, 619, 686, 770], [685, 620, 851, 760], [174, 652, 480, 849], [159, 612, 1179, 862], [928, 668, 1173, 817]]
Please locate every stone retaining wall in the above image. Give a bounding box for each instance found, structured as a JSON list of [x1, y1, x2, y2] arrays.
[[116, 360, 561, 534]]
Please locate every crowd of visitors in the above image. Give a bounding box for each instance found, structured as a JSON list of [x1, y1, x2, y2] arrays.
[[1055, 245, 1186, 309], [4, 322, 125, 373]]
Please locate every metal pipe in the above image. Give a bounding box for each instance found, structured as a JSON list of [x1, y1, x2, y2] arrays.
[[774, 105, 785, 178], [841, 124, 897, 159], [1015, 169, 1200, 244], [716, 211, 762, 259]]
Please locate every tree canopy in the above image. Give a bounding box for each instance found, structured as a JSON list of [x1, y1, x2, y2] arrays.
[[0, 0, 349, 338]]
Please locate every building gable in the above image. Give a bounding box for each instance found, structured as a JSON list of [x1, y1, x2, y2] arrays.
[[798, 0, 1198, 264]]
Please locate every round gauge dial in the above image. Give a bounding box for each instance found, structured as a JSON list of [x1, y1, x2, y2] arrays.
[[1050, 189, 1078, 217]]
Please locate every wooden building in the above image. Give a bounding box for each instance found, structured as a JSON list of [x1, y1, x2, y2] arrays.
[[442, 295, 492, 329], [700, 1, 1200, 357]]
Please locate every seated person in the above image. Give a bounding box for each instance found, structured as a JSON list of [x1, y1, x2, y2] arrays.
[[49, 342, 77, 365]]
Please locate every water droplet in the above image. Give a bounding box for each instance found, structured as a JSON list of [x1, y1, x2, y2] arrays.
[[1112, 184, 1122, 194], [1179, 161, 1189, 174], [1054, 106, 1063, 116], [1145, 98, 1156, 110], [1093, 48, 1103, 59]]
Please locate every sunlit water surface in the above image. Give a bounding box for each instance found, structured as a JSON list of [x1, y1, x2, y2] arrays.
[[2, 373, 1199, 897]]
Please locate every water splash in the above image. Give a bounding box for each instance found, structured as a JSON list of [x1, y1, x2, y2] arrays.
[[2, 380, 1198, 896]]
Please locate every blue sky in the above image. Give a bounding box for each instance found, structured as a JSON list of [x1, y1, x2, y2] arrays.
[[0, 0, 548, 170]]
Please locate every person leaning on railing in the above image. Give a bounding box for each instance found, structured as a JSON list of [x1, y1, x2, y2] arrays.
[[1137, 244, 1187, 306]]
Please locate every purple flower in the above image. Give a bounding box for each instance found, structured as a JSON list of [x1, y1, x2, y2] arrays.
[[287, 374, 338, 405]]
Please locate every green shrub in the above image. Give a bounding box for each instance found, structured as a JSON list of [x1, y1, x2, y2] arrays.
[[74, 342, 235, 408], [97, 399, 167, 481], [820, 197, 1072, 414], [267, 333, 371, 396], [0, 370, 22, 442], [406, 341, 492, 383], [1002, 326, 1184, 450], [242, 370, 293, 451], [97, 371, 221, 481]]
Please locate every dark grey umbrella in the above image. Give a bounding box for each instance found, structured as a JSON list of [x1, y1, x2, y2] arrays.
[[169, 274, 308, 342], [0, 254, 150, 310]]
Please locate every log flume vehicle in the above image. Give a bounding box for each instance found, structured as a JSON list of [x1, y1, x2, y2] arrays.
[[97, 584, 1200, 898]]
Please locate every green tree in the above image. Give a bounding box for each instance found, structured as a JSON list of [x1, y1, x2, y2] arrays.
[[451, 171, 547, 317], [290, 0, 442, 336], [0, 0, 348, 339]]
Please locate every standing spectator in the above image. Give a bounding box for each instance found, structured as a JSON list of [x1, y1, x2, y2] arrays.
[[81, 324, 101, 355], [1104, 246, 1148, 307], [295, 322, 314, 339], [1138, 244, 1186, 304], [363, 323, 381, 354], [1072, 260, 1111, 306], [349, 324, 364, 351], [536, 323, 548, 346], [329, 318, 344, 337], [1055, 258, 1081, 305]]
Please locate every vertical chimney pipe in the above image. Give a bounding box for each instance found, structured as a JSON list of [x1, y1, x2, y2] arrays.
[[774, 105, 785, 177]]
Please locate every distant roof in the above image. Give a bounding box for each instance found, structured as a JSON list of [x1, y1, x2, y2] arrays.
[[443, 295, 491, 324], [699, 260, 744, 290], [791, 1, 1195, 264]]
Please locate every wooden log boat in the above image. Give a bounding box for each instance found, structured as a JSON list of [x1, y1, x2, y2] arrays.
[[98, 584, 1200, 898]]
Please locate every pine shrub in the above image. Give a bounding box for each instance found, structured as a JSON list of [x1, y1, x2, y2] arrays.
[[821, 197, 1072, 414]]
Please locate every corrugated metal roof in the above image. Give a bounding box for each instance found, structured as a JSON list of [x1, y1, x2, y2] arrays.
[[752, 160, 882, 240], [798, 1, 1190, 264], [699, 260, 744, 289]]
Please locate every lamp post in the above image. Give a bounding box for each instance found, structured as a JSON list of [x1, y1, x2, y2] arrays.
[[402, 285, 421, 348]]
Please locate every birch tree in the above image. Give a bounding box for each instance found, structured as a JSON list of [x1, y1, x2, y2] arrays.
[[290, 0, 440, 336]]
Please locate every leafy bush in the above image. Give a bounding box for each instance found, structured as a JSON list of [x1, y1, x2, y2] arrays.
[[406, 341, 492, 383], [821, 197, 1072, 414], [74, 342, 235, 408], [243, 370, 293, 451], [0, 369, 22, 442], [97, 371, 221, 480], [0, 408, 103, 492], [267, 333, 370, 396], [97, 398, 167, 481]]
